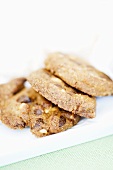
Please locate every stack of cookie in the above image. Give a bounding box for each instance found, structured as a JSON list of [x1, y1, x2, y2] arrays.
[[0, 52, 113, 137]]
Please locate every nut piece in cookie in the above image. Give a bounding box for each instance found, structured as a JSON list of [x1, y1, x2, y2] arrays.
[[0, 77, 26, 120], [27, 69, 96, 119], [45, 52, 113, 96]]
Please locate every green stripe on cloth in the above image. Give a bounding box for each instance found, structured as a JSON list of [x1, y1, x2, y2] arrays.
[[1, 135, 113, 170]]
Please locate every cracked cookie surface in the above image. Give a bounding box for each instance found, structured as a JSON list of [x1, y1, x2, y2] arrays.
[[28, 69, 96, 118], [45, 52, 113, 96]]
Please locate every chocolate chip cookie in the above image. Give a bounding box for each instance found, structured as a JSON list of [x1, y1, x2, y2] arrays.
[[45, 52, 113, 96], [1, 86, 48, 129], [29, 93, 80, 137], [27, 69, 96, 118], [1, 88, 32, 129], [0, 77, 26, 120]]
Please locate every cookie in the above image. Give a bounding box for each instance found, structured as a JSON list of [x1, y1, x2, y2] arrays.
[[45, 52, 113, 96], [0, 77, 26, 120], [27, 69, 96, 118], [1, 88, 32, 129], [29, 93, 80, 137], [1, 86, 80, 136]]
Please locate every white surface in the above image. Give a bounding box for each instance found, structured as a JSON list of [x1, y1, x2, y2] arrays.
[[0, 0, 113, 167], [0, 96, 113, 167]]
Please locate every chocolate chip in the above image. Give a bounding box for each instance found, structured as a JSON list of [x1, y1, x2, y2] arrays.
[[34, 109, 43, 115], [15, 121, 26, 128], [33, 118, 44, 128], [59, 116, 66, 127], [17, 95, 32, 103], [37, 118, 44, 123], [74, 114, 78, 118]]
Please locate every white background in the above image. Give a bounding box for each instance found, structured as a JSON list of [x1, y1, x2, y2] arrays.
[[0, 0, 113, 80], [0, 1, 113, 166]]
